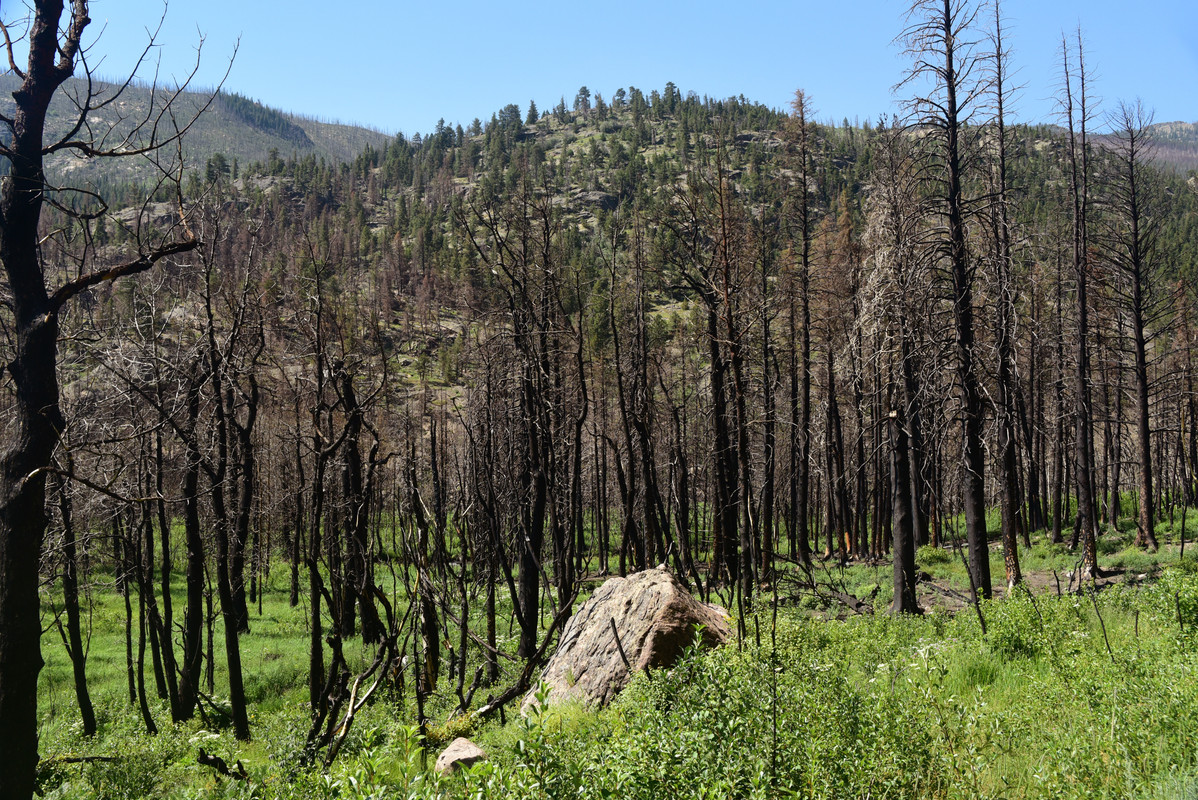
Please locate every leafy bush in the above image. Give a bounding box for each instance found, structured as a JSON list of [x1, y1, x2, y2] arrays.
[[916, 544, 951, 567], [578, 627, 939, 799]]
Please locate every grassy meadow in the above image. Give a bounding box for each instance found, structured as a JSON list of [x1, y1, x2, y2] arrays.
[[32, 514, 1198, 799]]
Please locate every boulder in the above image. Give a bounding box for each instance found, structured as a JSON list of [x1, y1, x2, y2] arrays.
[[434, 737, 487, 774], [523, 568, 729, 711]]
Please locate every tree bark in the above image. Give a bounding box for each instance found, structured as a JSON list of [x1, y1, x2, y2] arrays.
[[52, 472, 96, 736], [0, 6, 92, 795], [890, 410, 922, 614]]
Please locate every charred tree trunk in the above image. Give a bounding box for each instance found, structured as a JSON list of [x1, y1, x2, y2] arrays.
[[152, 428, 181, 721], [517, 362, 549, 659], [230, 378, 259, 635], [0, 7, 88, 794], [177, 369, 206, 721], [787, 90, 815, 568], [1109, 102, 1160, 551], [990, 9, 1022, 588], [902, 0, 992, 597], [705, 299, 740, 585], [52, 472, 96, 736], [1051, 242, 1067, 544], [1062, 34, 1100, 577], [890, 407, 922, 614], [340, 368, 385, 642], [205, 282, 251, 741]]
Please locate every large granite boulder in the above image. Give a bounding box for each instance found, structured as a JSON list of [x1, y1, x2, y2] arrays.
[[434, 737, 487, 773], [523, 568, 729, 711]]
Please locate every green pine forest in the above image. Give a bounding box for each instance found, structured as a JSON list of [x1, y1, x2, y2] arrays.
[[3, 1, 1198, 799]]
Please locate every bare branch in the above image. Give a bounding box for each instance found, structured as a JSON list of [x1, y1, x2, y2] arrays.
[[0, 20, 27, 80], [49, 238, 199, 313]]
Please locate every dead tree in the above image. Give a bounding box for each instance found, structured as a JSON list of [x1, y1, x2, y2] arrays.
[[899, 0, 993, 598], [0, 3, 215, 795], [1060, 30, 1101, 576], [862, 109, 946, 610], [986, 1, 1023, 587], [1103, 100, 1168, 551], [785, 90, 817, 567]]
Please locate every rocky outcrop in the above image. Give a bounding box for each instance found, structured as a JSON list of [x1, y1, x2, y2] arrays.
[[434, 737, 487, 773], [523, 569, 729, 711]]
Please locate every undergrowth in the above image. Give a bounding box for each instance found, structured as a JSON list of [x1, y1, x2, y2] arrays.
[[36, 564, 1198, 799]]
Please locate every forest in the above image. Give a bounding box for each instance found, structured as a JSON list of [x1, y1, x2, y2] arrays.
[[1, 1, 1198, 798]]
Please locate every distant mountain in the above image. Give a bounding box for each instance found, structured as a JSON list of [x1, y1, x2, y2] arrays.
[[0, 74, 391, 186], [1145, 121, 1198, 173], [1081, 120, 1198, 174]]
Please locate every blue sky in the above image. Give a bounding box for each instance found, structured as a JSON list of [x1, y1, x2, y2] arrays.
[[33, 0, 1198, 136]]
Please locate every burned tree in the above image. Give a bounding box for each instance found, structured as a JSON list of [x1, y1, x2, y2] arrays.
[[1060, 31, 1101, 576], [0, 3, 214, 796], [1103, 100, 1168, 551], [898, 0, 993, 598]]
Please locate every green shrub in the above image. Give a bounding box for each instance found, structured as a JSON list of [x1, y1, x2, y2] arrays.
[[85, 751, 162, 800], [916, 544, 951, 567]]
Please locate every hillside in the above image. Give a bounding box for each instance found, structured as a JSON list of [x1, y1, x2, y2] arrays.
[[4, 31, 1198, 800], [1149, 120, 1198, 172], [1093, 119, 1198, 173], [0, 73, 391, 185]]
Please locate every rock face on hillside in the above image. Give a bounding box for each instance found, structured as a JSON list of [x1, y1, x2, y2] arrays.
[[523, 569, 729, 712]]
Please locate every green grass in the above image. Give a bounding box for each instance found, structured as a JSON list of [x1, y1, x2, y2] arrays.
[[32, 515, 1198, 799], [455, 576, 1198, 800]]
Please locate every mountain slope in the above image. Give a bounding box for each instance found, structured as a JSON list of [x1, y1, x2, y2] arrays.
[[1148, 121, 1198, 172], [0, 74, 391, 185]]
